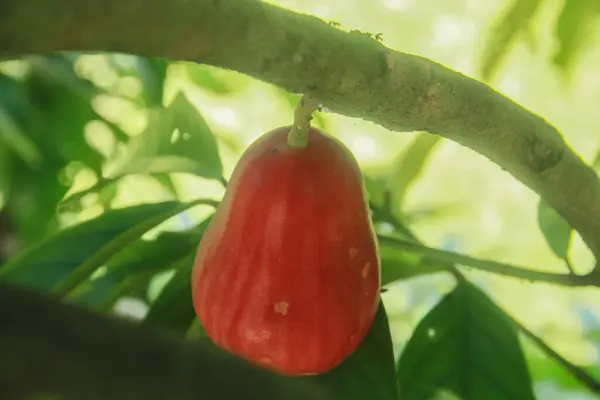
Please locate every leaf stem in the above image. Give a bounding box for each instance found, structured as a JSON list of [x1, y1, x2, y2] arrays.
[[287, 94, 319, 149], [372, 203, 599, 288], [508, 310, 600, 395]]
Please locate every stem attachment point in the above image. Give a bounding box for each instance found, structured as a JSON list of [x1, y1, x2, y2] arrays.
[[287, 94, 320, 149]]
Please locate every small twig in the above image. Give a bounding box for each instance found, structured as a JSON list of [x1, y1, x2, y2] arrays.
[[370, 204, 598, 287], [451, 269, 600, 395], [564, 257, 576, 275], [377, 235, 598, 287], [369, 202, 417, 242], [510, 313, 600, 395]]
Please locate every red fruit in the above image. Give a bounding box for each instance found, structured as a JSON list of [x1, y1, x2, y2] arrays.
[[191, 125, 380, 376]]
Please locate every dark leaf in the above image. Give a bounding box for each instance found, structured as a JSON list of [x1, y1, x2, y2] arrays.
[[138, 57, 169, 107], [0, 70, 66, 243], [0, 144, 12, 203], [0, 72, 31, 123], [0, 200, 212, 296], [26, 55, 105, 173], [389, 132, 441, 214], [0, 282, 334, 400], [397, 282, 535, 400], [142, 254, 197, 335], [141, 217, 213, 334], [73, 220, 210, 310], [307, 300, 400, 400], [0, 107, 41, 167], [154, 273, 399, 397], [110, 92, 224, 180]]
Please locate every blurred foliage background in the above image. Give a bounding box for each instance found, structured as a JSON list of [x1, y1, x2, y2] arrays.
[[1, 0, 600, 398]]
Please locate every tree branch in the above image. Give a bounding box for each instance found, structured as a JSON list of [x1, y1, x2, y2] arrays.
[[1, 0, 599, 259], [378, 235, 600, 287], [0, 283, 331, 400]]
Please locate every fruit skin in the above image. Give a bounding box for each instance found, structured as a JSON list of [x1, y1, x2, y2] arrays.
[[191, 125, 380, 376]]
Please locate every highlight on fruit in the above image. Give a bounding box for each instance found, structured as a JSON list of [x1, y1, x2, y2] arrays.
[[190, 94, 381, 376]]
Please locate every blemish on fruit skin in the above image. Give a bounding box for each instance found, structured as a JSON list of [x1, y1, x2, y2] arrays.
[[362, 262, 371, 278], [349, 247, 358, 259], [245, 329, 271, 342], [259, 356, 274, 365], [274, 301, 290, 315]]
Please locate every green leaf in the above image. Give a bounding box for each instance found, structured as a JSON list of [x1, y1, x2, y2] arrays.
[[141, 215, 213, 335], [523, 339, 595, 392], [306, 300, 400, 400], [0, 56, 133, 246], [110, 92, 224, 180], [583, 328, 600, 343], [58, 172, 182, 215], [186, 319, 208, 340], [0, 107, 41, 166], [138, 57, 169, 107], [537, 199, 573, 259], [104, 54, 168, 108], [0, 200, 213, 296], [152, 173, 179, 196], [26, 55, 106, 173], [480, 0, 543, 82], [380, 243, 445, 286], [72, 221, 209, 310], [58, 177, 118, 214], [185, 63, 251, 95], [364, 174, 388, 208], [552, 0, 600, 72], [389, 132, 441, 213], [397, 282, 535, 400], [142, 254, 198, 335], [97, 178, 119, 211]]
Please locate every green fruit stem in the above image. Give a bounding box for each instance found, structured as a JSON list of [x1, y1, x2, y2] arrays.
[[287, 94, 319, 149]]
